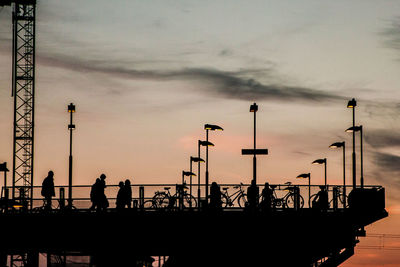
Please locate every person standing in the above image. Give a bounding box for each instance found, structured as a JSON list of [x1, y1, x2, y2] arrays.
[[41, 170, 55, 210], [260, 182, 273, 212], [124, 179, 132, 208], [116, 181, 125, 210], [209, 182, 222, 210]]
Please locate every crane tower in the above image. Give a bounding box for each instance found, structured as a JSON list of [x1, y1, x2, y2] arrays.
[[1, 0, 36, 207]]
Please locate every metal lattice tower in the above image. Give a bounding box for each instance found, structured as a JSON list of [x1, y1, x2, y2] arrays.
[[11, 0, 36, 205]]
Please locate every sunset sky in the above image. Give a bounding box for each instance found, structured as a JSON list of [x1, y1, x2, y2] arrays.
[[1, 1, 400, 265]]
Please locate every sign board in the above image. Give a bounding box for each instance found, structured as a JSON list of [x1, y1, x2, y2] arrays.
[[241, 148, 268, 155]]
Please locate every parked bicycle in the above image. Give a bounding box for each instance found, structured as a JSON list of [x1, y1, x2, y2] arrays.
[[220, 183, 247, 208], [270, 183, 304, 209], [144, 184, 197, 209]]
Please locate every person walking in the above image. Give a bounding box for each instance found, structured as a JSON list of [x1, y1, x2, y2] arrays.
[[41, 170, 55, 210]]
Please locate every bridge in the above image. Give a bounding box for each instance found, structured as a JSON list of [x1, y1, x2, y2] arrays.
[[0, 182, 388, 267]]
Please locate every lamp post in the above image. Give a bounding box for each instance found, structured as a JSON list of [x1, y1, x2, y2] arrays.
[[296, 173, 310, 207], [312, 158, 327, 187], [250, 103, 258, 184], [181, 171, 196, 209], [0, 162, 9, 200], [204, 124, 223, 203], [67, 103, 76, 208], [241, 103, 268, 189], [198, 140, 214, 207], [190, 156, 204, 200], [346, 126, 364, 188], [347, 98, 357, 189], [182, 171, 196, 186], [329, 142, 346, 208]]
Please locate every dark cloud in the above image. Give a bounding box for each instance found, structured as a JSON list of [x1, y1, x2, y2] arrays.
[[374, 152, 400, 173], [37, 54, 346, 103], [365, 130, 400, 149], [381, 17, 400, 53]]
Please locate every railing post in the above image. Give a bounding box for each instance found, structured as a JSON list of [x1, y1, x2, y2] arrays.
[[59, 188, 65, 210], [177, 184, 184, 210], [4, 188, 9, 213], [333, 187, 338, 210], [294, 186, 300, 211], [139, 186, 144, 209]]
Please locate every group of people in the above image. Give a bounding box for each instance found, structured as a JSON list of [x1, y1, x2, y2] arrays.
[[41, 171, 133, 211], [41, 170, 329, 211], [89, 174, 133, 211]]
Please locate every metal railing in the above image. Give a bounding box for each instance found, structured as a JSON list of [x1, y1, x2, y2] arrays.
[[0, 183, 383, 212]]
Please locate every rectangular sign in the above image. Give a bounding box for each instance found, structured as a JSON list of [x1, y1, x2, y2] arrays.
[[241, 148, 268, 155]]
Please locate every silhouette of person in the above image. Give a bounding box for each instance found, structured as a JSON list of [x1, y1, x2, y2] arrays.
[[313, 186, 329, 211], [98, 173, 109, 211], [247, 179, 259, 210], [41, 170, 55, 210], [209, 182, 222, 210], [260, 182, 273, 212], [116, 181, 125, 210], [124, 179, 132, 208], [90, 178, 101, 211]]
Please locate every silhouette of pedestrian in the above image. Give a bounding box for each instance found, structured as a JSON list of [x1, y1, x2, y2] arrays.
[[124, 179, 132, 208], [41, 170, 55, 210], [98, 173, 109, 211], [247, 180, 259, 210], [260, 182, 273, 212], [312, 186, 329, 211], [209, 182, 222, 210], [116, 181, 125, 210], [90, 178, 101, 211]]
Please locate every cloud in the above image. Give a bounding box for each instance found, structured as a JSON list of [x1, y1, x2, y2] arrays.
[[37, 54, 346, 104], [374, 152, 400, 173], [381, 17, 400, 54], [365, 130, 400, 149]]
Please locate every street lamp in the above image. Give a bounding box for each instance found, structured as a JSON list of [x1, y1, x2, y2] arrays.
[[204, 124, 223, 203], [190, 156, 204, 199], [198, 140, 214, 206], [182, 171, 196, 185], [296, 173, 311, 207], [0, 162, 9, 200], [312, 158, 327, 187], [250, 103, 258, 184], [346, 125, 364, 188], [67, 103, 76, 208], [347, 98, 357, 190], [329, 142, 346, 208], [181, 171, 196, 209]]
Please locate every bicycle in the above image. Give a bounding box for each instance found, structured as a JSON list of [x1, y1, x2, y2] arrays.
[[270, 183, 304, 209], [144, 184, 197, 209], [32, 198, 64, 213], [328, 186, 348, 208], [220, 183, 247, 208]]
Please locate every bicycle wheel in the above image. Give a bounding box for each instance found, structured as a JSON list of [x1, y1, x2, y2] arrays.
[[285, 194, 304, 209], [339, 193, 349, 208], [153, 192, 169, 208], [183, 193, 197, 208], [143, 200, 155, 209], [220, 194, 229, 208], [309, 194, 318, 208], [237, 194, 247, 208]]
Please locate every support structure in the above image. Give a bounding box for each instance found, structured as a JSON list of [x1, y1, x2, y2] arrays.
[[0, 1, 36, 266], [10, 0, 36, 206]]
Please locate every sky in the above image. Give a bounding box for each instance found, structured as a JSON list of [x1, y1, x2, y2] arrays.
[[1, 0, 400, 265]]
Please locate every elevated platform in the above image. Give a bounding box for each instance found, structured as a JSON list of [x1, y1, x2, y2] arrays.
[[0, 187, 388, 267]]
